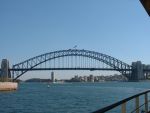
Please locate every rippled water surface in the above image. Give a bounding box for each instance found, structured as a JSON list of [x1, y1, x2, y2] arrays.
[[0, 82, 150, 113]]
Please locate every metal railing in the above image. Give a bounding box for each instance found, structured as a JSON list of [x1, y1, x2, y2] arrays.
[[92, 90, 150, 113]]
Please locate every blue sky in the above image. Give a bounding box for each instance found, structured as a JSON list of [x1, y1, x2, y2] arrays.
[[0, 0, 150, 79]]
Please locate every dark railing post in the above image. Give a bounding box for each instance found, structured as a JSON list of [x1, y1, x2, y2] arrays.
[[121, 102, 126, 113], [135, 97, 139, 113], [145, 93, 148, 113]]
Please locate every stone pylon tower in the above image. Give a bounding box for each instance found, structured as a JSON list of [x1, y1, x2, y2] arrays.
[[0, 59, 11, 81], [131, 61, 145, 81]]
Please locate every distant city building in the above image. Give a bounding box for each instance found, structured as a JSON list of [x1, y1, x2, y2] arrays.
[[143, 64, 150, 79], [69, 74, 128, 82], [83, 76, 87, 82], [74, 75, 78, 80], [89, 75, 94, 82], [51, 72, 55, 82]]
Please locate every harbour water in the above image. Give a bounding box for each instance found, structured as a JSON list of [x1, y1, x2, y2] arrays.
[[0, 82, 150, 113]]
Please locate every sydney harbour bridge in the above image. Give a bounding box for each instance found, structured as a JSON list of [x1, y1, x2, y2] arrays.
[[0, 49, 150, 81]]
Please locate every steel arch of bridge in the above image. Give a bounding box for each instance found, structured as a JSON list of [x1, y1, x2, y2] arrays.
[[12, 49, 132, 80]]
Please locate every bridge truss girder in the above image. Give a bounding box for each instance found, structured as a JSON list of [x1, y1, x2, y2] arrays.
[[12, 49, 132, 80]]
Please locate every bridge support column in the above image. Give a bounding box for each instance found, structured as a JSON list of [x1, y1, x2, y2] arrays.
[[0, 59, 11, 82], [131, 61, 144, 81]]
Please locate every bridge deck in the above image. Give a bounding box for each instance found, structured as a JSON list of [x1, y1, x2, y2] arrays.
[[9, 68, 132, 71]]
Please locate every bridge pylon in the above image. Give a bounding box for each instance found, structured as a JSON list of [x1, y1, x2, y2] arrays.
[[0, 59, 11, 82], [130, 61, 145, 81]]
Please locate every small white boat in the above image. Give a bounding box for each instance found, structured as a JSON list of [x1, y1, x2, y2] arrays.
[[47, 84, 50, 87]]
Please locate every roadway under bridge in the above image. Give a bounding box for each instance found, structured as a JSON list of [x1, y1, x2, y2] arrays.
[[0, 49, 150, 81]]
